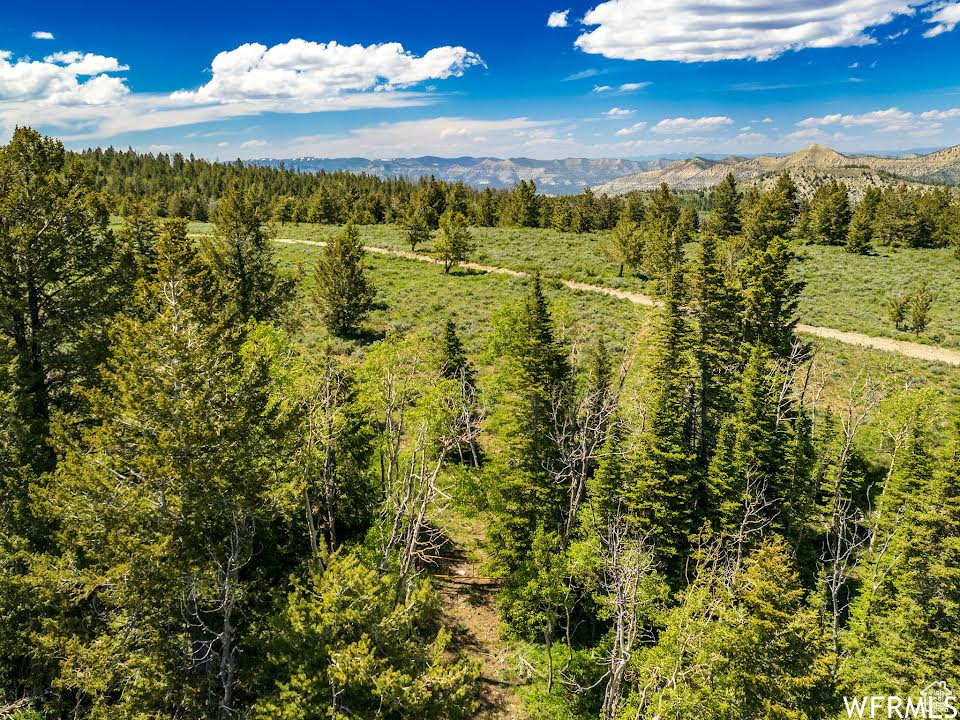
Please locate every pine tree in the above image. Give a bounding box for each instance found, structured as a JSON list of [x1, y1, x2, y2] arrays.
[[489, 275, 571, 572], [207, 185, 295, 324], [707, 172, 742, 239], [742, 173, 798, 249], [740, 236, 805, 358], [808, 180, 852, 245], [690, 232, 742, 461], [312, 224, 376, 337], [439, 318, 476, 389], [435, 209, 475, 273], [841, 394, 949, 696], [511, 180, 540, 228], [37, 239, 296, 718], [254, 550, 480, 720], [609, 214, 642, 278], [401, 202, 431, 252], [846, 187, 880, 254], [629, 266, 696, 574], [0, 127, 122, 476]]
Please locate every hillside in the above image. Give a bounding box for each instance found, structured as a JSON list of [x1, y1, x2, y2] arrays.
[[593, 143, 960, 197], [251, 155, 671, 194]]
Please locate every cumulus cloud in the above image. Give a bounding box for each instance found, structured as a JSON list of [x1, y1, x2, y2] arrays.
[[32, 31, 54, 40], [604, 107, 633, 117], [615, 121, 647, 136], [171, 39, 483, 104], [652, 116, 733, 133], [796, 106, 960, 136], [547, 10, 570, 27], [0, 37, 485, 140], [0, 50, 129, 105], [574, 0, 955, 62], [924, 2, 960, 36]]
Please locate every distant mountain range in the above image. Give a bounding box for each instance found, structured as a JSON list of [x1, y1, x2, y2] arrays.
[[592, 143, 960, 198], [250, 145, 960, 198], [249, 156, 671, 194]]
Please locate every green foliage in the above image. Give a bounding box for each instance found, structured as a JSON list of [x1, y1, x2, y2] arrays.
[[740, 237, 804, 357], [254, 551, 480, 720], [742, 173, 799, 249], [608, 214, 643, 278], [846, 187, 880, 254], [807, 180, 851, 246], [207, 184, 296, 325], [0, 127, 121, 474], [628, 538, 834, 720], [311, 224, 375, 336], [435, 209, 475, 272], [510, 179, 541, 228], [707, 172, 742, 239]]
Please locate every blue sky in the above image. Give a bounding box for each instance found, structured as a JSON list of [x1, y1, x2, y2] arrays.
[[2, 0, 960, 159]]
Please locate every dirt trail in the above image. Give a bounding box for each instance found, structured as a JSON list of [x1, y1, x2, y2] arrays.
[[426, 515, 527, 720], [274, 238, 960, 367]]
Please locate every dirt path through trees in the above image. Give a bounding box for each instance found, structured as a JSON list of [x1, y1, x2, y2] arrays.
[[273, 238, 960, 367]]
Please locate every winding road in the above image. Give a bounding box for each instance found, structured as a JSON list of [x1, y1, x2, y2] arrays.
[[272, 237, 960, 368]]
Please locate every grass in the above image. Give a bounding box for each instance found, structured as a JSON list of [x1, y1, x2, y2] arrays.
[[194, 221, 960, 349], [274, 241, 960, 419]]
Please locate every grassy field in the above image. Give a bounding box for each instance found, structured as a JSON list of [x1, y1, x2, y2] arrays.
[[274, 241, 960, 421], [193, 221, 960, 349]]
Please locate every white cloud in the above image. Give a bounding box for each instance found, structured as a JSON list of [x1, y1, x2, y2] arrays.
[[275, 117, 568, 158], [563, 68, 602, 81], [652, 115, 733, 133], [0, 37, 484, 140], [0, 50, 129, 105], [547, 10, 570, 28], [762, 117, 774, 123], [924, 2, 960, 36], [796, 106, 960, 136], [574, 0, 952, 62], [172, 39, 483, 104], [615, 121, 647, 136], [739, 125, 752, 131], [920, 107, 960, 120], [31, 31, 54, 40], [603, 107, 633, 117], [849, 61, 860, 68], [592, 81, 650, 93]]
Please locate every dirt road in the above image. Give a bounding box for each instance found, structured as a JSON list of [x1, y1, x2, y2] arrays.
[[274, 237, 960, 367]]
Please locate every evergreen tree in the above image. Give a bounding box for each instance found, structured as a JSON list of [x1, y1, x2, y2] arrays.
[[37, 242, 296, 718], [808, 180, 852, 246], [690, 232, 742, 461], [510, 180, 540, 228], [628, 266, 696, 574], [312, 224, 376, 337], [608, 214, 643, 278], [439, 318, 476, 389], [742, 173, 798, 249], [401, 202, 431, 252], [253, 550, 479, 720], [707, 172, 742, 239], [489, 275, 571, 572], [0, 127, 122, 475], [207, 185, 295, 324], [846, 187, 880, 254], [740, 236, 805, 358], [434, 209, 475, 273]]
